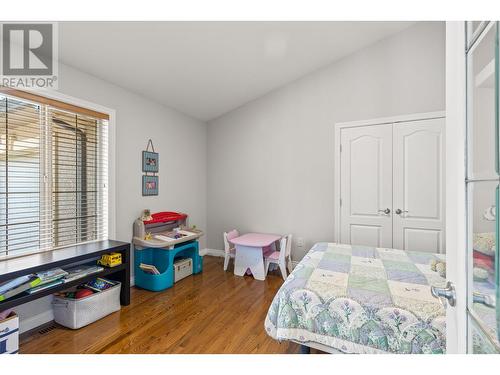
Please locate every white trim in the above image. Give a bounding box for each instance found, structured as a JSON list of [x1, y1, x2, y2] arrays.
[[445, 21, 467, 354], [201, 248, 299, 269], [18, 306, 54, 334], [335, 111, 445, 129], [333, 111, 446, 242], [467, 21, 496, 56], [200, 248, 225, 257], [108, 109, 117, 239]]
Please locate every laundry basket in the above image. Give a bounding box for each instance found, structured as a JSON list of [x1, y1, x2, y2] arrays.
[[52, 282, 121, 329]]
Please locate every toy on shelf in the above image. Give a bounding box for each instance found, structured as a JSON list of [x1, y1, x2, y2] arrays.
[[97, 253, 122, 268], [141, 209, 153, 221], [132, 211, 204, 292], [84, 278, 116, 292], [75, 289, 94, 299], [54, 278, 117, 300]]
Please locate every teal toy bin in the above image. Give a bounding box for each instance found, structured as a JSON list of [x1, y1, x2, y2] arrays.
[[134, 241, 203, 291]]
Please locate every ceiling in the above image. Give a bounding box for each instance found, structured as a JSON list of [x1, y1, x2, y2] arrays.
[[59, 22, 414, 121]]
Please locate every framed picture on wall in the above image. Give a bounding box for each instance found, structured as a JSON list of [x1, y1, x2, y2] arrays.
[[142, 175, 159, 196], [142, 151, 159, 173]]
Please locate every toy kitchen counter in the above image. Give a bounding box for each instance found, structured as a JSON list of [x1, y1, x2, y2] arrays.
[[132, 211, 204, 291]]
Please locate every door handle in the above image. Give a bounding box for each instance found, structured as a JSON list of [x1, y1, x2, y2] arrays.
[[431, 281, 456, 307], [378, 208, 391, 215], [395, 208, 408, 215]]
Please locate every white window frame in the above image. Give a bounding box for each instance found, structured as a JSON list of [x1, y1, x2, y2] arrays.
[[1, 89, 116, 259]]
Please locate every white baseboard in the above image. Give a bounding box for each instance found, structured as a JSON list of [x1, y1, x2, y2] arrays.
[[201, 248, 299, 271], [200, 248, 225, 257], [19, 307, 54, 334]]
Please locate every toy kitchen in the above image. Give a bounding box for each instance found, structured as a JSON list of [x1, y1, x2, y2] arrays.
[[133, 211, 204, 291]]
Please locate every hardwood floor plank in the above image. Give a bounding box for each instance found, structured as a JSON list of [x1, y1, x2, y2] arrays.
[[20, 256, 302, 354]]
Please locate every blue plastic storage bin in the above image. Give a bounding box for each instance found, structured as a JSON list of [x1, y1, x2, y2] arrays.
[[134, 241, 203, 291]]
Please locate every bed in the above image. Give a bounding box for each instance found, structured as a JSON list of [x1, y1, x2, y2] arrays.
[[264, 242, 447, 354]]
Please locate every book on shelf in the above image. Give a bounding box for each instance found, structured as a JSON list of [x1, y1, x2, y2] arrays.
[[63, 265, 104, 283], [36, 268, 69, 285], [139, 263, 160, 275], [0, 276, 42, 302], [27, 279, 65, 294], [0, 275, 32, 295]]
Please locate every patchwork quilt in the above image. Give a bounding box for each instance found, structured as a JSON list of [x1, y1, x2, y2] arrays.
[[265, 243, 447, 354]]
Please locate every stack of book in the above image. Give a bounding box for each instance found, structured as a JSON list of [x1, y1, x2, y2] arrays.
[[27, 268, 69, 294], [0, 264, 106, 302], [139, 263, 160, 275], [0, 275, 42, 301], [63, 265, 104, 283]]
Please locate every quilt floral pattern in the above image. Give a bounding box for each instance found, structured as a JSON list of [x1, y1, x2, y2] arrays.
[[265, 243, 447, 354]]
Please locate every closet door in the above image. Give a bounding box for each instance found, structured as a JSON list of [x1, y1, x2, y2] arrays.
[[340, 124, 393, 248], [392, 118, 445, 252]]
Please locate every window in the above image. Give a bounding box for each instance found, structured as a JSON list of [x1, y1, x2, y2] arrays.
[[0, 91, 109, 258]]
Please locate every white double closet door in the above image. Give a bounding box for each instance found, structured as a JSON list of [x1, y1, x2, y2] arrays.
[[339, 117, 445, 252]]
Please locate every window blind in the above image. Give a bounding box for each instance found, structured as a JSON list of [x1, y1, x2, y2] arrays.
[[0, 94, 108, 258]]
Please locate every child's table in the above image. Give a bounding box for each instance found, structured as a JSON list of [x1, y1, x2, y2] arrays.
[[230, 233, 282, 280]]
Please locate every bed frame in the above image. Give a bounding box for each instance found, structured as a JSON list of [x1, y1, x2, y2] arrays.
[[293, 340, 343, 354]]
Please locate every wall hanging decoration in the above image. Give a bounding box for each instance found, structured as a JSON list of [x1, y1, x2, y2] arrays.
[[142, 139, 159, 173], [142, 139, 159, 196], [142, 175, 159, 196]]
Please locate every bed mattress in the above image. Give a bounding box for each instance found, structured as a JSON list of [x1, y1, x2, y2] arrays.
[[265, 242, 447, 354]]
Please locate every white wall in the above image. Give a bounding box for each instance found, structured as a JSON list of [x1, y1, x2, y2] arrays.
[[57, 64, 208, 247], [15, 63, 207, 333], [207, 22, 445, 260]]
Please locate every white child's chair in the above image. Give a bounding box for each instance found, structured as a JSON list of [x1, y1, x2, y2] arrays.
[[223, 229, 239, 271], [264, 234, 292, 281]]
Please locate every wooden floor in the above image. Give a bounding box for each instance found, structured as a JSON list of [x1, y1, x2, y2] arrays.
[[20, 256, 303, 354]]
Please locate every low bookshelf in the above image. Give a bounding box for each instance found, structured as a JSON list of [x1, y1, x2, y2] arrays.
[[0, 240, 131, 311]]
